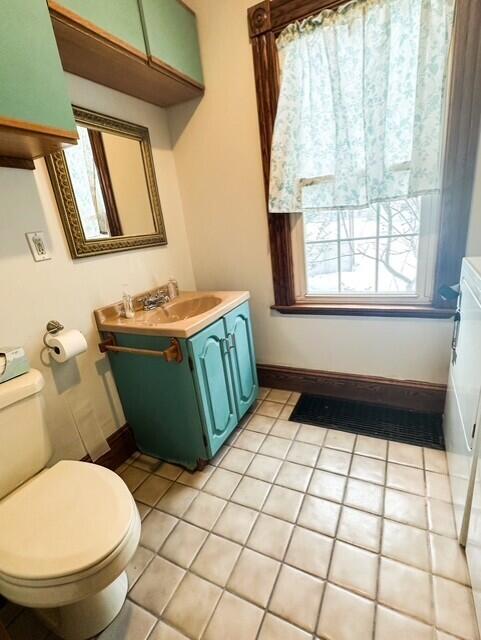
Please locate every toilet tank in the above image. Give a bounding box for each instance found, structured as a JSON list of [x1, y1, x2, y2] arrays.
[[0, 369, 52, 499]]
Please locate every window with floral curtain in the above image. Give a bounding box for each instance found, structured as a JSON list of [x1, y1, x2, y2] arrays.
[[269, 0, 455, 301]]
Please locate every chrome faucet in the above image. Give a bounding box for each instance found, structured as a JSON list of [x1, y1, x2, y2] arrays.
[[141, 289, 170, 311]]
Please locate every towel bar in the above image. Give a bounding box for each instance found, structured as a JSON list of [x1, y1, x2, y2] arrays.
[[99, 334, 183, 364]]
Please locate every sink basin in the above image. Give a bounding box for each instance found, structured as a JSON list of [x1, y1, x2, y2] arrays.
[[94, 291, 250, 338]]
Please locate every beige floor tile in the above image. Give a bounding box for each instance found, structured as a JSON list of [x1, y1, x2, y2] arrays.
[[350, 454, 385, 485], [140, 510, 178, 551], [270, 418, 300, 439], [298, 495, 341, 536], [163, 573, 222, 639], [337, 506, 381, 552], [135, 501, 151, 521], [233, 429, 266, 452], [388, 442, 424, 468], [317, 448, 352, 475], [262, 485, 304, 522], [296, 423, 327, 446], [129, 556, 185, 616], [131, 453, 161, 472], [279, 404, 294, 419], [213, 502, 258, 544], [133, 475, 172, 506], [258, 386, 270, 400], [269, 564, 324, 632], [378, 557, 433, 623], [246, 454, 282, 482], [228, 548, 280, 606], [258, 613, 311, 640], [344, 478, 384, 515], [210, 445, 229, 466], [384, 487, 428, 529], [127, 546, 154, 588], [424, 448, 449, 474], [203, 467, 242, 499], [154, 462, 183, 481], [257, 400, 284, 418], [191, 533, 241, 586], [436, 632, 462, 640], [287, 391, 301, 405], [428, 498, 457, 538], [285, 525, 333, 578], [116, 463, 129, 475], [120, 466, 149, 492], [7, 608, 54, 640], [430, 533, 470, 584], [354, 435, 388, 460], [286, 441, 320, 466], [183, 492, 226, 529], [267, 388, 292, 403], [160, 521, 208, 568], [177, 465, 215, 489], [231, 476, 271, 510], [246, 414, 276, 434], [426, 472, 452, 502], [317, 583, 375, 640], [258, 435, 292, 459], [148, 621, 189, 640], [275, 461, 313, 492], [219, 447, 255, 473], [433, 576, 478, 640], [156, 484, 199, 517], [247, 513, 293, 560], [308, 469, 346, 503], [203, 592, 264, 640], [97, 600, 156, 640], [375, 605, 433, 640], [382, 520, 430, 570], [324, 429, 357, 452], [386, 462, 425, 495], [329, 540, 378, 598]]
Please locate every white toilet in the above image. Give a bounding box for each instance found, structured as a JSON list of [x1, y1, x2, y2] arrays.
[[0, 369, 141, 640]]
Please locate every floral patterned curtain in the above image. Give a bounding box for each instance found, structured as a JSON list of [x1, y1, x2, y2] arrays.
[[269, 0, 455, 213]]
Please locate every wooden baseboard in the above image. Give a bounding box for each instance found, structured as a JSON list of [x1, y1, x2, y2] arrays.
[[257, 364, 446, 414], [82, 423, 136, 470]]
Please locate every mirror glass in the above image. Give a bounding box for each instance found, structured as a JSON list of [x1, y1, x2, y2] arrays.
[[46, 107, 167, 259]]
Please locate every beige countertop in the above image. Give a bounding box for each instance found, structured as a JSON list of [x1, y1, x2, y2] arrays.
[[94, 290, 250, 338]]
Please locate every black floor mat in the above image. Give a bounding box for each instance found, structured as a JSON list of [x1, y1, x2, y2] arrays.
[[290, 393, 444, 449]]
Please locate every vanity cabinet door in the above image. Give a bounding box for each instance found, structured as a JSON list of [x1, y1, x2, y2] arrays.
[[224, 302, 259, 419], [139, 0, 204, 86], [188, 319, 238, 456]]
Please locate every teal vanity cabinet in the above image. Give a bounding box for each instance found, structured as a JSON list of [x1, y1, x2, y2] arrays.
[[106, 301, 258, 469]]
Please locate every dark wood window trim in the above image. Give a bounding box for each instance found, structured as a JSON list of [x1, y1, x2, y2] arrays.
[[248, 0, 481, 318]]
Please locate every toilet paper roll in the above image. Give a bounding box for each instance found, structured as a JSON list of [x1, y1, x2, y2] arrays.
[[46, 329, 87, 363]]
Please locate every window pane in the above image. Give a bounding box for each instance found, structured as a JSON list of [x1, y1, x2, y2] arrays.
[[304, 210, 338, 242], [379, 198, 420, 236], [339, 207, 377, 239], [339, 240, 376, 293], [378, 235, 418, 293], [306, 241, 338, 293]]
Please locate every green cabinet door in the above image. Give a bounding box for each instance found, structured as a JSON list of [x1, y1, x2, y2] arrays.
[[54, 0, 147, 54], [224, 302, 259, 419], [139, 0, 204, 86], [188, 318, 238, 456], [0, 0, 75, 133]]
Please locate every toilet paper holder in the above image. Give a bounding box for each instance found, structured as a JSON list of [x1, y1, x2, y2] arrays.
[[42, 320, 64, 350]]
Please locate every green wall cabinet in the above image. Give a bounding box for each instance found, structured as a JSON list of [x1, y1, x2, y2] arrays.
[[139, 0, 204, 86], [0, 0, 77, 168], [106, 301, 258, 469]]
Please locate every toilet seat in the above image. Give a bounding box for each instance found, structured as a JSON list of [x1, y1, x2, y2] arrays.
[[0, 460, 140, 608]]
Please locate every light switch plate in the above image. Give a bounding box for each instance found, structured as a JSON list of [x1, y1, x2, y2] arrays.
[[25, 231, 51, 262]]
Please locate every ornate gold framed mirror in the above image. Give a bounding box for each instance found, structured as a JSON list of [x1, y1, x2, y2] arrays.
[[46, 106, 167, 259]]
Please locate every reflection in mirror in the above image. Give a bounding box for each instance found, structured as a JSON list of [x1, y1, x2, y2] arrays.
[[46, 106, 166, 259]]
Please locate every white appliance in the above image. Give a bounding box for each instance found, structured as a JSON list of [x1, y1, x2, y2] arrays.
[[444, 257, 481, 544]]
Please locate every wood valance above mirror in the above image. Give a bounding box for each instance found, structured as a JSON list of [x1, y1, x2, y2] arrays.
[[46, 106, 167, 258]]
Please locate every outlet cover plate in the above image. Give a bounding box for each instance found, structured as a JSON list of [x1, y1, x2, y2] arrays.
[[26, 231, 51, 262]]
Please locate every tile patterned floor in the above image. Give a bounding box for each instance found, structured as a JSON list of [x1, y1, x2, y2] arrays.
[[2, 387, 479, 640]]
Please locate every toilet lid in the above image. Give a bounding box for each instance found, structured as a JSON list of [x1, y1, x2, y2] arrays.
[[0, 460, 134, 581]]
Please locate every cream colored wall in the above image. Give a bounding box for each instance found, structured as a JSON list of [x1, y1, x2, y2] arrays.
[[0, 74, 195, 462], [169, 0, 455, 384]]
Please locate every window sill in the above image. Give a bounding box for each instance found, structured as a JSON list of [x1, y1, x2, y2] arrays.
[[271, 302, 456, 318]]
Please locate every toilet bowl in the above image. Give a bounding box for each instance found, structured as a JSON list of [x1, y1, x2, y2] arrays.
[[0, 370, 140, 639]]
